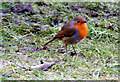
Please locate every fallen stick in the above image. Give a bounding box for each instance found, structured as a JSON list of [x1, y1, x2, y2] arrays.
[[10, 59, 60, 71], [10, 61, 27, 70], [30, 62, 55, 70]]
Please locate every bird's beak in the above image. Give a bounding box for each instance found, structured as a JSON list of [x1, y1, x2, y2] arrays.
[[83, 21, 87, 23]]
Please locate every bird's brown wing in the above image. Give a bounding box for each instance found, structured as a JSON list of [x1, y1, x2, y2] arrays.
[[61, 21, 76, 30], [55, 28, 76, 39], [43, 27, 76, 46]]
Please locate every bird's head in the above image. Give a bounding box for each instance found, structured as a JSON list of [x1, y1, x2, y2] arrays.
[[73, 17, 87, 24]]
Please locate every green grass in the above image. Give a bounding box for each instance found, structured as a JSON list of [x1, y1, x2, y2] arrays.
[[0, 2, 119, 80]]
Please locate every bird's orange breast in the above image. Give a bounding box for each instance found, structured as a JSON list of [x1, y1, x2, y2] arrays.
[[73, 23, 88, 40]]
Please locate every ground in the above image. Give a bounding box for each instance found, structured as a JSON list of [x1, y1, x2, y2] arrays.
[[0, 2, 119, 80]]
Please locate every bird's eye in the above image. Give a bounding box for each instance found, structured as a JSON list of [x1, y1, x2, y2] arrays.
[[77, 21, 80, 23]]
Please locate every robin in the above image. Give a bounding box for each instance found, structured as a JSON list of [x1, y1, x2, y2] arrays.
[[43, 17, 88, 55]]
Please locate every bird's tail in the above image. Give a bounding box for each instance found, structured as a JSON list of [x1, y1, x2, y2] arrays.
[[43, 38, 56, 46]]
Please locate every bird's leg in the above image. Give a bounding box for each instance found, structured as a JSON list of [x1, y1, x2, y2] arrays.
[[72, 45, 77, 55], [65, 44, 68, 53]]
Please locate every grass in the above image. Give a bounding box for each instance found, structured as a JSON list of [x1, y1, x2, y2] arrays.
[[0, 2, 119, 80]]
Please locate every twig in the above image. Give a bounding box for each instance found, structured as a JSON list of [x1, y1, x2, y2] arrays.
[[10, 61, 27, 70], [10, 58, 62, 71]]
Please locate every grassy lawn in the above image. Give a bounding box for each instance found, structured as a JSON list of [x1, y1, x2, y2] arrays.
[[0, 2, 119, 80]]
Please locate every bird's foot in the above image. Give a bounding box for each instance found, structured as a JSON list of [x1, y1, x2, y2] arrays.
[[70, 51, 77, 56], [43, 46, 47, 50]]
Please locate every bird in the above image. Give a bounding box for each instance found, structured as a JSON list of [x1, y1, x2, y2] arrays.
[[43, 17, 88, 55]]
